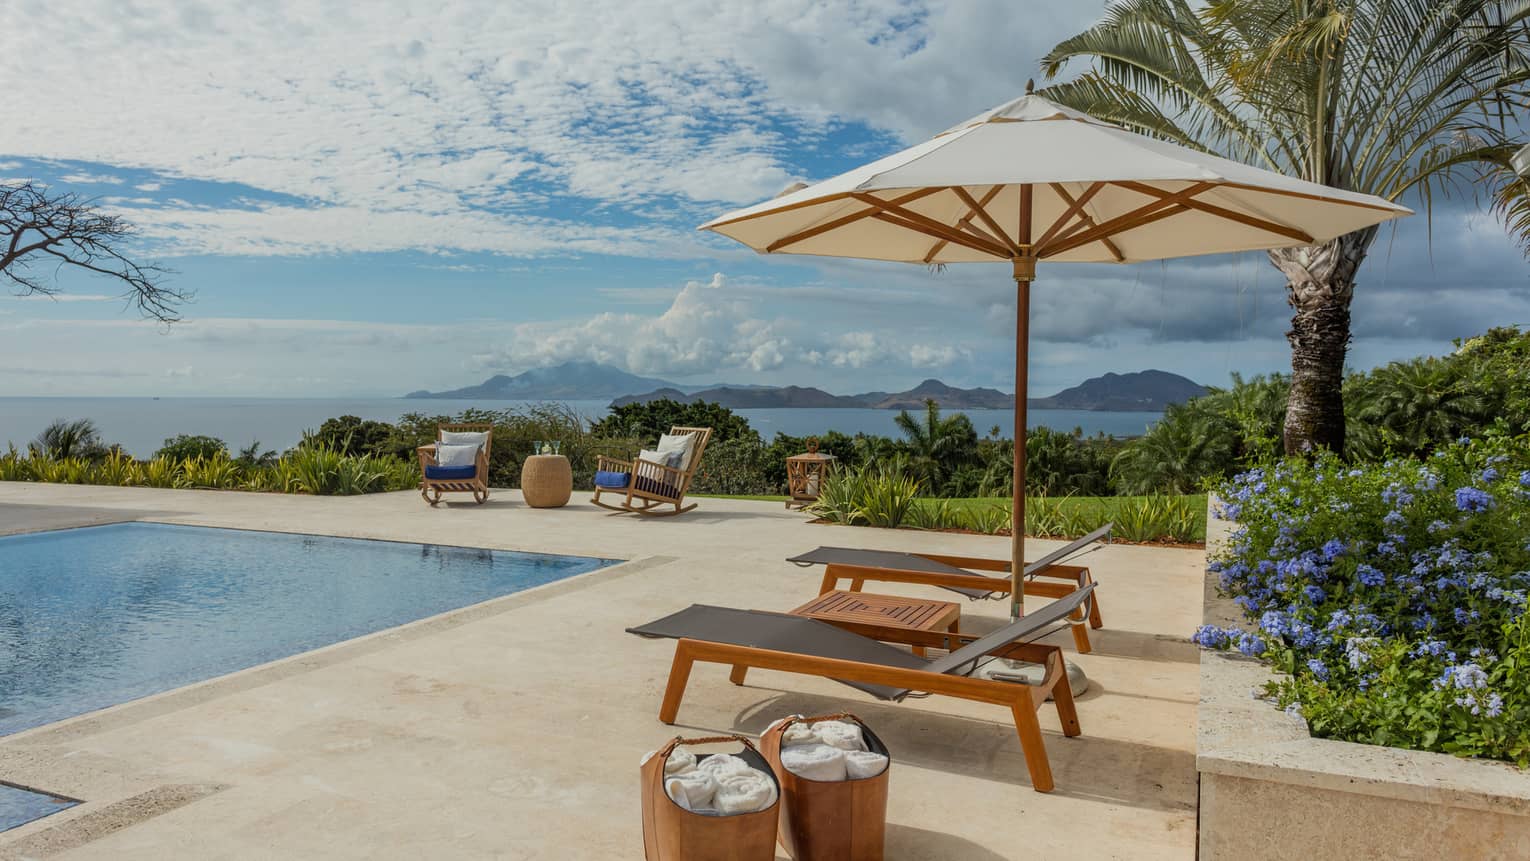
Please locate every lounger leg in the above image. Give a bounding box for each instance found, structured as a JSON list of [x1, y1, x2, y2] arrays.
[[817, 571, 838, 595], [1011, 698, 1055, 793], [848, 578, 864, 592], [1051, 673, 1082, 739], [728, 664, 748, 685], [1069, 616, 1093, 654], [658, 645, 696, 725]]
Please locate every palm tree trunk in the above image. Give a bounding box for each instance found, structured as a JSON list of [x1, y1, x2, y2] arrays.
[[1268, 228, 1375, 455]]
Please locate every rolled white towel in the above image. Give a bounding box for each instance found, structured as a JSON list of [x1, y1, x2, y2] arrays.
[[712, 769, 778, 815], [693, 753, 753, 779], [780, 743, 847, 782], [665, 770, 719, 812], [663, 747, 697, 775], [844, 750, 889, 780], [813, 720, 867, 751], [781, 722, 821, 748]]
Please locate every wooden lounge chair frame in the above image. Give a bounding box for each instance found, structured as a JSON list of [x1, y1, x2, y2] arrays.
[[796, 525, 1110, 653], [637, 588, 1093, 793], [416, 422, 493, 505], [591, 426, 712, 517]]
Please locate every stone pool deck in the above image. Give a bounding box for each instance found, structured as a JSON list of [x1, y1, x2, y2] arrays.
[[0, 483, 1203, 860]]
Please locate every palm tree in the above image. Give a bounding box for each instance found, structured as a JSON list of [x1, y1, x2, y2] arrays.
[[1111, 404, 1236, 494], [1351, 357, 1488, 454], [30, 418, 105, 460], [1043, 1, 1530, 455], [892, 399, 978, 492]]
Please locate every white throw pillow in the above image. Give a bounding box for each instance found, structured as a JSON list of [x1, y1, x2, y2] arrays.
[[639, 449, 679, 471], [440, 430, 488, 450], [435, 442, 480, 468], [656, 433, 697, 472]]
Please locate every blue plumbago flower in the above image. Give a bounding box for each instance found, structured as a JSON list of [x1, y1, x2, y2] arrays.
[[1427, 519, 1450, 534], [1260, 610, 1290, 638], [1320, 538, 1347, 561], [1520, 471, 1530, 490], [1416, 468, 1441, 491], [1455, 487, 1495, 513], [1235, 632, 1266, 657], [1356, 564, 1386, 587], [1191, 625, 1232, 649], [1383, 510, 1407, 528], [1453, 607, 1480, 625], [1457, 436, 1472, 445], [1302, 584, 1326, 604], [1486, 694, 1505, 719], [1480, 466, 1501, 483], [1343, 638, 1377, 671], [1435, 662, 1488, 692], [1411, 639, 1449, 659], [1381, 483, 1416, 507], [1306, 658, 1330, 681]]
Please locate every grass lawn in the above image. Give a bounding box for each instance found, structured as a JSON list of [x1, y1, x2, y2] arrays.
[[697, 493, 1208, 542]]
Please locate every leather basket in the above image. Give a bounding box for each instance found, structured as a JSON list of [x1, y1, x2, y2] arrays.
[[640, 735, 781, 861], [761, 713, 890, 861]]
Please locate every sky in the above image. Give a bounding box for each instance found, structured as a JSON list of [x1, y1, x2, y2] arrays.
[[1, 0, 1526, 400]]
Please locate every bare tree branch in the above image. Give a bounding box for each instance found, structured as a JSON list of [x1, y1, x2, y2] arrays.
[[0, 180, 189, 321]]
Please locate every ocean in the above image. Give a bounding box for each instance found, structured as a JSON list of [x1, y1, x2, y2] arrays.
[[0, 397, 1163, 457]]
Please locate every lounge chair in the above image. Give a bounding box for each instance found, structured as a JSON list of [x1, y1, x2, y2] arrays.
[[590, 426, 711, 517], [785, 524, 1111, 653], [627, 584, 1094, 793], [416, 423, 493, 505]]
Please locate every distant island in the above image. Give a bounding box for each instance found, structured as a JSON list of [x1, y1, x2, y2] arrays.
[[406, 362, 1207, 412]]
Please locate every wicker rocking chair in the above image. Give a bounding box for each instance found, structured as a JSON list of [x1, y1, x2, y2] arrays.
[[417, 423, 493, 505], [591, 426, 711, 517]]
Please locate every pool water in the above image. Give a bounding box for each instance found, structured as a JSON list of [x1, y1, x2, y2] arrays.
[[0, 783, 76, 833], [0, 523, 617, 737]]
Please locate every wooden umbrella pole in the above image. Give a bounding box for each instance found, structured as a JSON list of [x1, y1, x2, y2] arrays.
[[1010, 183, 1034, 620], [1011, 255, 1035, 619]]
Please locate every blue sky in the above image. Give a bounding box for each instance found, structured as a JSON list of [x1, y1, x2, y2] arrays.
[[1, 1, 1525, 399]]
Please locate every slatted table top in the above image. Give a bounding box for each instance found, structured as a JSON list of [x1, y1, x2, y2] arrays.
[[790, 590, 960, 633]]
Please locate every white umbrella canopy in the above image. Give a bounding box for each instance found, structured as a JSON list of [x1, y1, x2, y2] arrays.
[[701, 88, 1410, 617]]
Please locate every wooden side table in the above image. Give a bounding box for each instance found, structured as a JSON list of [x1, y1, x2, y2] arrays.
[[520, 454, 572, 508], [790, 590, 960, 657]]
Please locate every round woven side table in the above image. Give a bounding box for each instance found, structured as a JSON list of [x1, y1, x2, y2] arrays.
[[520, 454, 572, 508]]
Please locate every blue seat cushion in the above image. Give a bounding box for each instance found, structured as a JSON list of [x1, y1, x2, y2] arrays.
[[425, 464, 479, 480], [594, 469, 631, 489]]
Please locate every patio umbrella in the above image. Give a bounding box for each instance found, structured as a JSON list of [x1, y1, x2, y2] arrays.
[[700, 84, 1410, 618]]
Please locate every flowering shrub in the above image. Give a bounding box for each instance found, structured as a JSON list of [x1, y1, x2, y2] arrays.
[[1197, 436, 1530, 765]]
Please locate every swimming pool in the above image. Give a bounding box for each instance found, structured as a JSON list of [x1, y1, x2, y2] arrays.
[[0, 523, 618, 737]]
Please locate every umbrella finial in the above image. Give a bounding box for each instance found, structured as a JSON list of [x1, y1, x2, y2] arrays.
[[1025, 78, 1034, 94]]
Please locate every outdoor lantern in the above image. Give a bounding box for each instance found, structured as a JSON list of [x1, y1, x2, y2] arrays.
[[785, 439, 835, 510]]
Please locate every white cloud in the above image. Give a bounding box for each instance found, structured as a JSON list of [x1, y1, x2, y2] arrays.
[[57, 171, 125, 184], [0, 1, 1100, 259]]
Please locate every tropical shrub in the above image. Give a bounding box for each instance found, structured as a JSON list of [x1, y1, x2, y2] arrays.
[[893, 399, 979, 493], [590, 399, 758, 445], [1197, 436, 1530, 764], [811, 464, 922, 529], [689, 437, 776, 495], [181, 452, 243, 489], [155, 434, 227, 461], [304, 415, 398, 457], [139, 456, 186, 488], [30, 418, 109, 460]]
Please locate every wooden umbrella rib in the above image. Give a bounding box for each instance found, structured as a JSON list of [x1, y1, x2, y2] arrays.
[[1042, 182, 1216, 258], [870, 212, 1008, 259], [923, 185, 1004, 263], [1035, 182, 1121, 261], [850, 192, 1011, 258], [1114, 181, 1314, 243], [952, 186, 1021, 255], [765, 188, 943, 253]]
